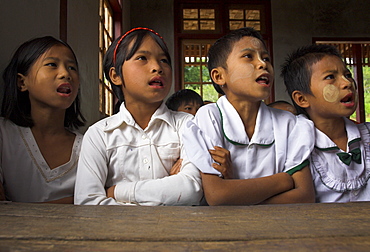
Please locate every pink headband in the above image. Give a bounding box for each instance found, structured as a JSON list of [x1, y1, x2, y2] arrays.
[[113, 27, 165, 65]]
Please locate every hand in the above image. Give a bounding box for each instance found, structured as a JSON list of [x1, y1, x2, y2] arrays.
[[170, 159, 182, 175], [106, 185, 116, 199], [209, 146, 233, 179]]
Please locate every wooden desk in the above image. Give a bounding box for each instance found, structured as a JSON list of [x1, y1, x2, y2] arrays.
[[1, 202, 370, 251]]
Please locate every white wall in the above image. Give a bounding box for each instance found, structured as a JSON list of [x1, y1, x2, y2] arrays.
[[68, 0, 100, 131]]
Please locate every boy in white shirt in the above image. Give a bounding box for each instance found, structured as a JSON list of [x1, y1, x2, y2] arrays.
[[182, 27, 316, 205], [282, 44, 370, 202]]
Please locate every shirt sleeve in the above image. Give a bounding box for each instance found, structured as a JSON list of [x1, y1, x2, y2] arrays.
[[74, 126, 122, 205], [182, 106, 224, 176], [283, 115, 315, 174]]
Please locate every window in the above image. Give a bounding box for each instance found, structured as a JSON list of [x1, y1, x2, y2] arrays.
[[229, 8, 261, 32], [182, 41, 218, 102], [99, 0, 122, 117], [175, 1, 272, 103], [183, 9, 216, 31], [315, 40, 370, 122]]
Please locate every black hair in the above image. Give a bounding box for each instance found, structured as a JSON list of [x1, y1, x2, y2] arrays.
[[165, 89, 204, 111], [207, 27, 267, 95], [103, 28, 171, 114], [2, 36, 85, 129], [281, 44, 343, 117]]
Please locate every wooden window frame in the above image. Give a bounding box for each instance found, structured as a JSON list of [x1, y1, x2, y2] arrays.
[[99, 0, 122, 117]]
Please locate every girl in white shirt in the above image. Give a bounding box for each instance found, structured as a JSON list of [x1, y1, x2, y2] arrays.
[[282, 44, 370, 203], [74, 28, 203, 205], [0, 36, 85, 203], [183, 27, 316, 205]]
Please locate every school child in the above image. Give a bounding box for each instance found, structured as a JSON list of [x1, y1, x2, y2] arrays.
[[281, 44, 370, 203], [182, 27, 316, 205], [166, 89, 204, 115], [0, 36, 85, 203], [268, 100, 297, 115], [74, 27, 203, 205]]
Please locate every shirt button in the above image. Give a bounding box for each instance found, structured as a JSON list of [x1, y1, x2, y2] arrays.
[[142, 135, 147, 140], [143, 158, 148, 164]]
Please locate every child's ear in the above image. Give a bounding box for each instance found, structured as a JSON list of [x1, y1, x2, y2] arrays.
[[210, 67, 226, 87], [17, 74, 28, 92], [292, 90, 310, 108], [109, 67, 123, 86]]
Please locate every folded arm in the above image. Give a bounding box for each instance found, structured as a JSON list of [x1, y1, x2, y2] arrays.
[[202, 172, 294, 205], [261, 166, 315, 204]]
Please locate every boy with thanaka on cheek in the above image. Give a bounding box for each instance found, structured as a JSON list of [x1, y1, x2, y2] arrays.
[[282, 44, 370, 203], [182, 27, 316, 205]]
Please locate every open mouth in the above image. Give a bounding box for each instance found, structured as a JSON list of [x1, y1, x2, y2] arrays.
[[57, 84, 72, 94], [256, 75, 270, 85], [149, 80, 163, 87], [340, 93, 354, 104]]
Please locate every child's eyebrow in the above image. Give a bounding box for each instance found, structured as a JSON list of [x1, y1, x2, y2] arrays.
[[43, 57, 76, 64], [136, 50, 167, 57], [322, 69, 338, 75], [240, 48, 269, 55]]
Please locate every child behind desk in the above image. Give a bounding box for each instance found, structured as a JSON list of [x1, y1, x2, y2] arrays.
[[0, 36, 85, 203], [281, 44, 370, 202], [182, 27, 315, 205], [166, 89, 204, 116], [74, 27, 203, 205]]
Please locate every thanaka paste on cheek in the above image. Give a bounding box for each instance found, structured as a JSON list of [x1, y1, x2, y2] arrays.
[[229, 63, 254, 84], [323, 84, 339, 102]]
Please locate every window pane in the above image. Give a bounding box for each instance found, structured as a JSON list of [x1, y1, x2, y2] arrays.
[[200, 9, 214, 19], [229, 21, 244, 30], [184, 65, 201, 82], [202, 84, 219, 103], [183, 9, 198, 19], [246, 21, 260, 31], [184, 20, 198, 30], [200, 20, 215, 30], [202, 65, 211, 82], [229, 9, 244, 19], [246, 10, 260, 20]]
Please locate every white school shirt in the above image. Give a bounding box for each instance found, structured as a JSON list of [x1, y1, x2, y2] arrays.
[[183, 96, 314, 178], [0, 118, 83, 202], [74, 102, 203, 206], [310, 118, 370, 203]]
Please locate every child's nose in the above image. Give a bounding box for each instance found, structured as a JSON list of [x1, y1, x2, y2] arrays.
[[151, 62, 163, 74], [58, 66, 72, 80], [341, 75, 353, 89]]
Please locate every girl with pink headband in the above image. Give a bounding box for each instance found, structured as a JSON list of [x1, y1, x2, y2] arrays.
[[74, 27, 204, 205]]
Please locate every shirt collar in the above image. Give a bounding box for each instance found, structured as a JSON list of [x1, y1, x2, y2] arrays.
[[104, 102, 176, 132], [314, 117, 361, 151], [216, 96, 274, 146]]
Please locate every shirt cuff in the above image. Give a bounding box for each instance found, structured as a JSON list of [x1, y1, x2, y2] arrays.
[[114, 181, 137, 204]]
